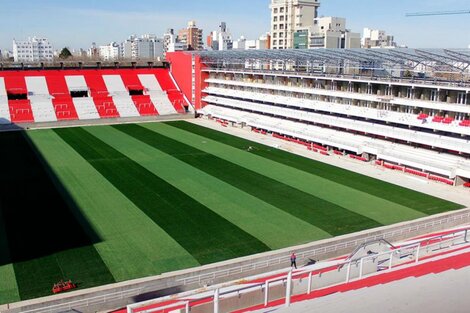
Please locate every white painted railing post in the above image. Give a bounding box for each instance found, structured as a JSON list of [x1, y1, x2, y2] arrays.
[[359, 258, 364, 278], [345, 262, 352, 283], [264, 281, 270, 306], [465, 230, 468, 242], [307, 272, 313, 294], [416, 245, 421, 263], [285, 270, 293, 307], [388, 251, 394, 270], [214, 288, 219, 313], [185, 301, 190, 313]]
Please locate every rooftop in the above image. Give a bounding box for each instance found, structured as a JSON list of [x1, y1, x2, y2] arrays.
[[191, 48, 470, 76]]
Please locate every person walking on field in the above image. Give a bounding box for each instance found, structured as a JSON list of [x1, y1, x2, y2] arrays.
[[290, 252, 297, 269]]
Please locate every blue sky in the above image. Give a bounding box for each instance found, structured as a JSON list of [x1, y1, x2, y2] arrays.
[[1, 0, 469, 51]]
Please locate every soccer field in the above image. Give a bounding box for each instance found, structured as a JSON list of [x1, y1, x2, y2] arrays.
[[0, 121, 464, 303]]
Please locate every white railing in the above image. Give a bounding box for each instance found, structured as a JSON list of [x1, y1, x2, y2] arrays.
[[175, 212, 470, 286], [127, 227, 470, 313]]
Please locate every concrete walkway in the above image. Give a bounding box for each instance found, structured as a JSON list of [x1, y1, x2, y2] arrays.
[[190, 118, 470, 208]]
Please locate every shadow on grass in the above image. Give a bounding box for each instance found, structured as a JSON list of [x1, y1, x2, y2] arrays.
[[0, 130, 102, 265]]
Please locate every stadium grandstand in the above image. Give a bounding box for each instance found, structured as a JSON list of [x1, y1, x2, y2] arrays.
[[1, 50, 470, 313], [167, 48, 470, 188], [0, 65, 189, 126]]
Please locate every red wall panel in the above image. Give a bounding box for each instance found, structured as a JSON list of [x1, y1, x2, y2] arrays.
[[166, 52, 204, 110]]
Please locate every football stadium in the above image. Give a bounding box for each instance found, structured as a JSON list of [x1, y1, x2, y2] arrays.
[[0, 48, 470, 312]]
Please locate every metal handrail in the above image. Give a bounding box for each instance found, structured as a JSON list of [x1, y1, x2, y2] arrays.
[[129, 227, 470, 313], [9, 214, 470, 313]]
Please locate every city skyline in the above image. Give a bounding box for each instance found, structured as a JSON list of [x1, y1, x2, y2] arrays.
[[1, 0, 469, 51]]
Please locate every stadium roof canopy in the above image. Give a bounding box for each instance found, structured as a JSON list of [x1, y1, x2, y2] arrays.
[[192, 48, 470, 73]]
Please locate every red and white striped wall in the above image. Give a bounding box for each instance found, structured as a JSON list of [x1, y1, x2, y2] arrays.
[[0, 68, 187, 125]]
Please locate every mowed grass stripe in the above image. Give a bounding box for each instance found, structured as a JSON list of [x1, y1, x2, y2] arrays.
[[114, 124, 381, 236], [0, 131, 114, 301], [54, 127, 269, 265], [0, 265, 19, 304], [14, 246, 114, 300], [143, 123, 425, 225], [28, 130, 199, 281], [168, 121, 464, 215], [87, 126, 331, 249], [0, 207, 20, 304]]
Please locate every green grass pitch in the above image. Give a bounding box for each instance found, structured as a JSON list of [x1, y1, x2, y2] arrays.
[[0, 121, 464, 304]]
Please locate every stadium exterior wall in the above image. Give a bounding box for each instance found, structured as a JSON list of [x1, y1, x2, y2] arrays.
[[2, 208, 470, 313], [166, 52, 206, 110]]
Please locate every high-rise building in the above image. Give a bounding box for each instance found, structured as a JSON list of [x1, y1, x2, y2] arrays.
[[99, 42, 120, 61], [233, 34, 271, 51], [164, 29, 177, 52], [121, 34, 164, 60], [208, 22, 233, 51], [233, 36, 247, 50], [178, 21, 204, 51], [12, 37, 54, 62], [270, 0, 320, 50], [362, 28, 397, 49], [302, 16, 361, 49], [87, 42, 99, 59], [72, 48, 87, 58]]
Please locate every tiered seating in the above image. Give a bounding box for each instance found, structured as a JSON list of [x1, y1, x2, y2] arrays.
[[274, 133, 311, 147], [132, 96, 159, 116], [46, 75, 79, 121], [102, 75, 141, 118], [0, 78, 12, 124], [428, 175, 454, 186], [205, 86, 470, 137], [154, 69, 186, 113], [138, 74, 178, 115], [84, 74, 120, 118], [9, 100, 34, 123], [349, 154, 368, 162], [431, 115, 455, 124], [382, 163, 405, 171], [0, 69, 187, 125], [120, 74, 158, 116], [442, 117, 454, 124], [364, 158, 455, 186], [378, 144, 458, 177], [65, 75, 101, 120], [25, 76, 58, 123], [460, 120, 470, 127], [251, 127, 268, 135], [404, 168, 428, 178], [432, 115, 444, 123], [4, 76, 34, 123], [203, 95, 470, 155], [201, 105, 470, 180]]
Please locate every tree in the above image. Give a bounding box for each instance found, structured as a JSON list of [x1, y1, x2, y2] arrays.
[[59, 47, 72, 59]]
